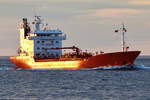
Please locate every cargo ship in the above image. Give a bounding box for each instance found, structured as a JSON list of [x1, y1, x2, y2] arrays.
[[10, 16, 140, 69]]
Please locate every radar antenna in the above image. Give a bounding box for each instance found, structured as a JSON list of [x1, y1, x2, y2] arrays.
[[32, 15, 42, 30]]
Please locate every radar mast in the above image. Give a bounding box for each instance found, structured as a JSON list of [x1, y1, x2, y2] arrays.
[[32, 16, 42, 30], [115, 23, 128, 52]]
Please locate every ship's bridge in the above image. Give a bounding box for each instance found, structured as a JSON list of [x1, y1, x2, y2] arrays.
[[28, 29, 66, 58], [20, 16, 67, 58]]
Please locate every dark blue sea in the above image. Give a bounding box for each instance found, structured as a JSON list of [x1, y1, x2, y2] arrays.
[[0, 56, 150, 100]]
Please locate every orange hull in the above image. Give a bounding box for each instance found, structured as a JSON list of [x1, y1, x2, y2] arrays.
[[10, 51, 140, 69]]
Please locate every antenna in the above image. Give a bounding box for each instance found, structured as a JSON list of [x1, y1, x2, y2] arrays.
[[115, 23, 128, 52], [122, 23, 125, 52], [33, 15, 42, 30]]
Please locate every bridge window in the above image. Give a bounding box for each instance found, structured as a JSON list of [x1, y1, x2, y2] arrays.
[[55, 34, 58, 37], [37, 47, 40, 50], [36, 53, 40, 56], [37, 41, 40, 43], [56, 41, 59, 43], [42, 41, 45, 43], [56, 53, 59, 57], [51, 41, 54, 44]]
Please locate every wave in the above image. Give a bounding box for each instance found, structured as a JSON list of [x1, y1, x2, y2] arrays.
[[0, 65, 150, 71], [14, 65, 150, 71]]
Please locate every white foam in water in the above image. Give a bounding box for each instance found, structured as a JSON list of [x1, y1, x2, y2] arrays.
[[134, 64, 150, 70], [0, 67, 14, 70], [91, 64, 150, 70], [92, 65, 134, 70]]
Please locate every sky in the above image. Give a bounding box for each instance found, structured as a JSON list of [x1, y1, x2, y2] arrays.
[[0, 0, 150, 56]]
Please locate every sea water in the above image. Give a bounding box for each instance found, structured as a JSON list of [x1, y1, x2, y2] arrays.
[[0, 56, 150, 100]]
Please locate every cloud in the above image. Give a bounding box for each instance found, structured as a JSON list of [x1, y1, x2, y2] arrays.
[[86, 8, 150, 18], [73, 8, 150, 25], [128, 0, 150, 5], [0, 0, 98, 3]]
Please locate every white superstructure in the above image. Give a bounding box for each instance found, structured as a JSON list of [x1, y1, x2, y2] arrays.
[[19, 16, 66, 58]]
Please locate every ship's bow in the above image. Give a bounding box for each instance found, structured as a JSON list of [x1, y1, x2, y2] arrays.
[[80, 51, 141, 68]]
